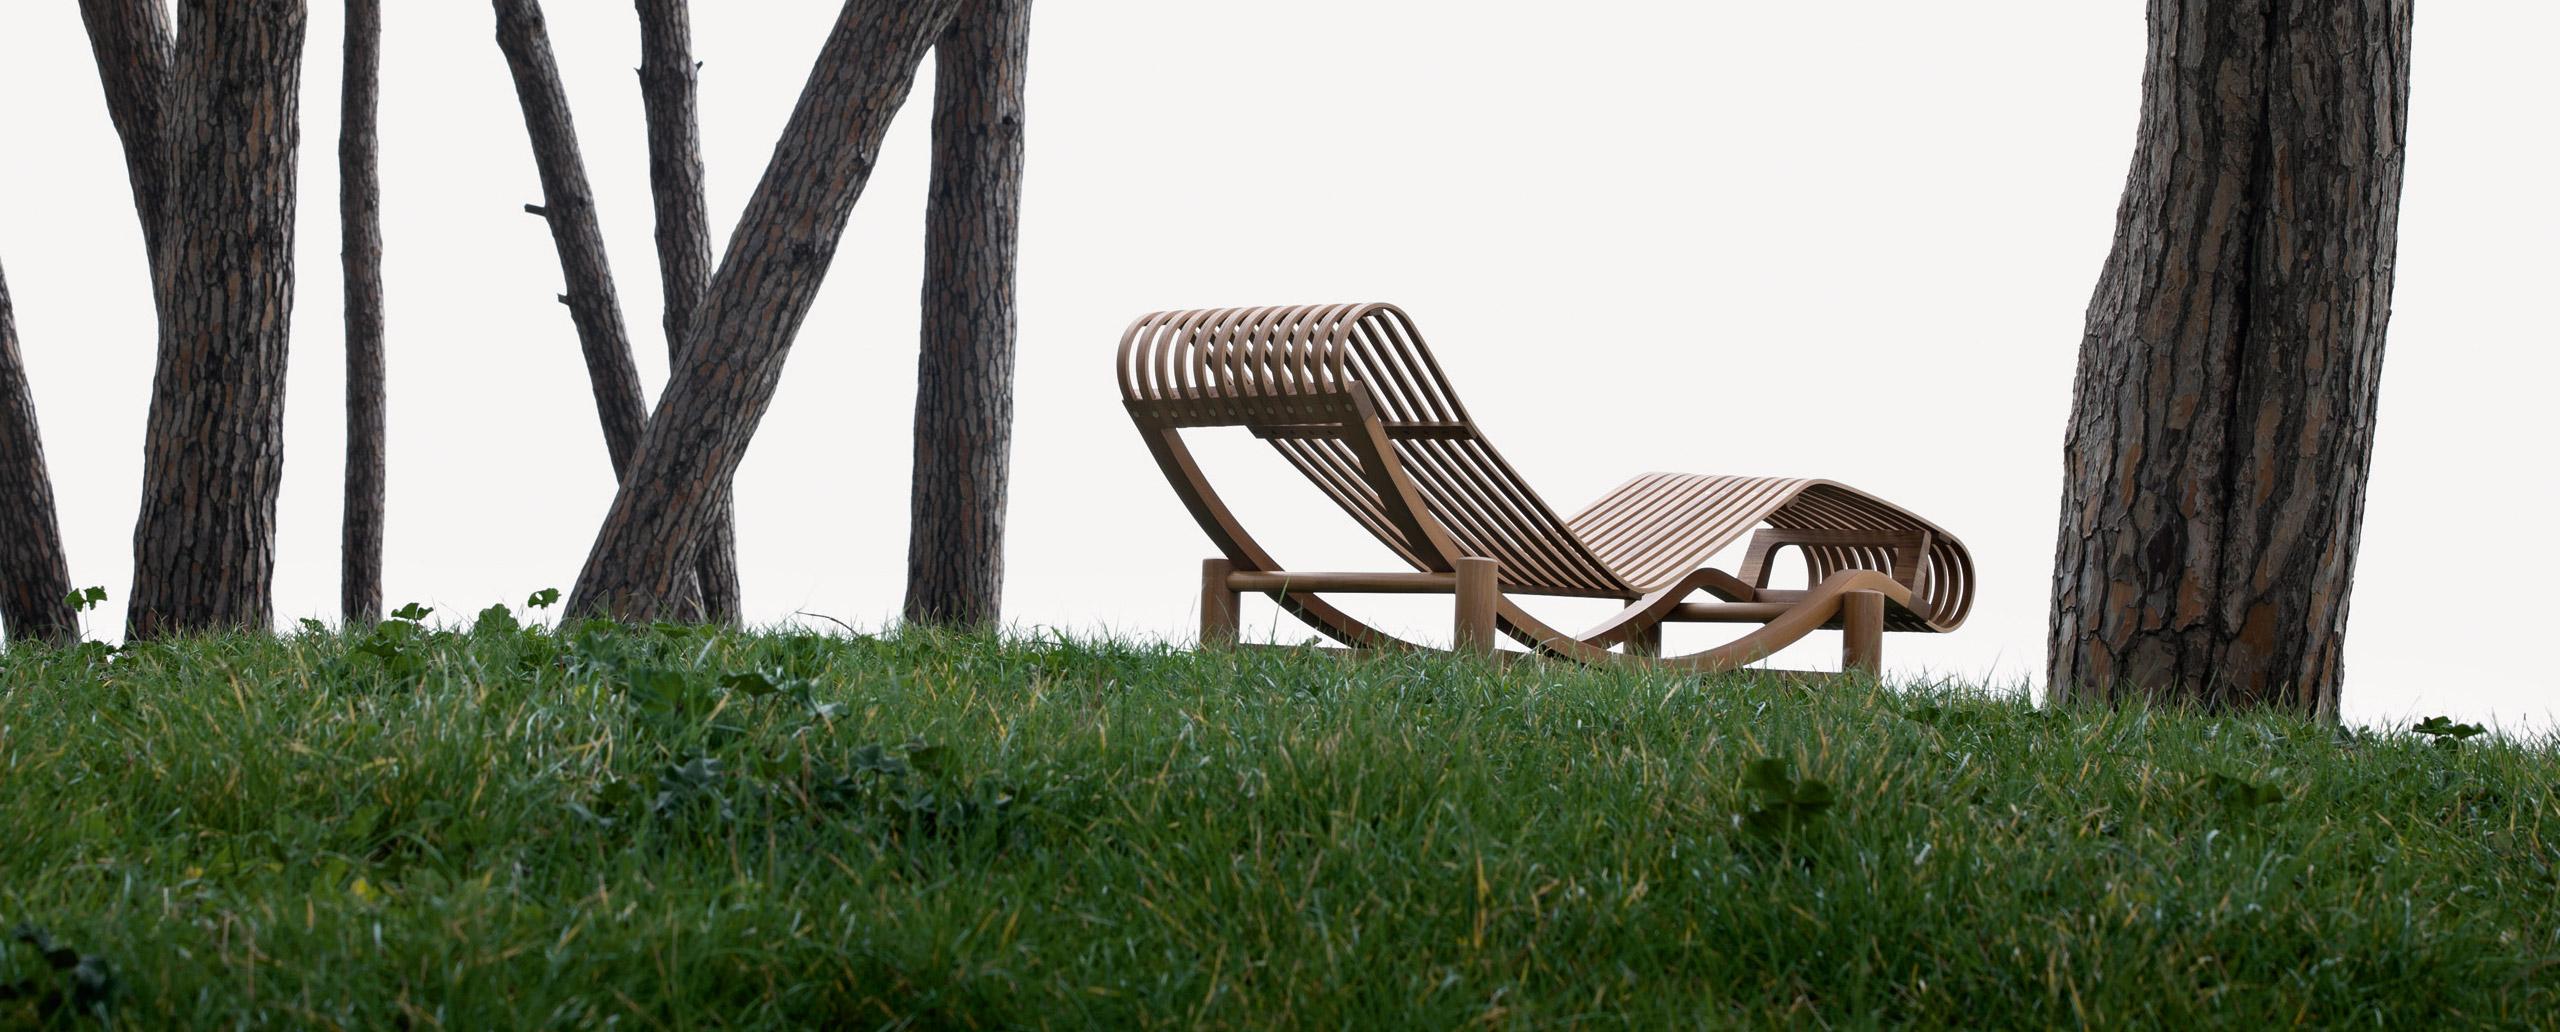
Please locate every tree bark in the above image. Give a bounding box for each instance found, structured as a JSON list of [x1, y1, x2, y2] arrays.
[[126, 0, 309, 638], [77, 0, 176, 266], [0, 260, 77, 647], [636, 0, 740, 625], [493, 0, 648, 482], [340, 0, 386, 629], [567, 0, 964, 622], [2047, 0, 2410, 717], [903, 0, 1031, 629], [493, 0, 712, 621]]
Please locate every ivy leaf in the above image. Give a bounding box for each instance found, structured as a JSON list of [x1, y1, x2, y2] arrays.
[[526, 587, 562, 610], [720, 670, 784, 697], [2412, 716, 2487, 745], [389, 602, 433, 623], [851, 743, 909, 777], [61, 586, 108, 613], [68, 954, 112, 1011], [2199, 770, 2286, 808], [1739, 758, 1834, 836], [1742, 758, 1793, 798], [905, 741, 949, 778], [625, 669, 699, 718], [665, 756, 725, 789], [473, 603, 520, 635]]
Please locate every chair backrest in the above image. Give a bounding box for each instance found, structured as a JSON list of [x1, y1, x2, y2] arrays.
[[1119, 304, 1632, 598]]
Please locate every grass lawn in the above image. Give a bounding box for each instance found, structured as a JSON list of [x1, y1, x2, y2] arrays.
[[2, 608, 2555, 1028]]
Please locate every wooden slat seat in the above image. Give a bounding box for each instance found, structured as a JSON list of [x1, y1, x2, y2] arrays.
[[1119, 302, 1975, 675]]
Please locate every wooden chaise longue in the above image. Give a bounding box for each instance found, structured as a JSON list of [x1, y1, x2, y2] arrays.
[[1119, 303, 1972, 675]]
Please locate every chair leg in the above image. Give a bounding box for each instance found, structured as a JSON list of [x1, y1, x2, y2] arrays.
[[1626, 621, 1662, 658], [1842, 589, 1884, 676], [1454, 557, 1500, 657], [1201, 558, 1240, 647]]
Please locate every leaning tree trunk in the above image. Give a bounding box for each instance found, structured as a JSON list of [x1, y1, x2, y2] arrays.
[[77, 0, 175, 269], [493, 1, 647, 482], [904, 0, 1031, 629], [340, 0, 386, 628], [0, 260, 77, 647], [636, 0, 741, 625], [126, 1, 310, 637], [2048, 0, 2410, 717], [568, 0, 965, 622], [494, 0, 708, 620]]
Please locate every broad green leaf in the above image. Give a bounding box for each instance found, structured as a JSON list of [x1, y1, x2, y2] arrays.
[[473, 603, 520, 635]]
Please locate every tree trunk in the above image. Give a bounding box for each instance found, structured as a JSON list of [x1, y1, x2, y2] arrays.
[[493, 0, 648, 481], [126, 1, 310, 638], [636, 0, 741, 625], [493, 0, 709, 621], [567, 0, 964, 622], [0, 260, 77, 647], [2047, 0, 2410, 717], [77, 0, 175, 266], [903, 0, 1030, 629], [340, 0, 386, 629]]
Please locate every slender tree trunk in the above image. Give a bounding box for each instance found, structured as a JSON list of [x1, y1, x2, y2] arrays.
[[904, 0, 1030, 629], [340, 0, 386, 629], [493, 0, 647, 481], [0, 260, 77, 647], [126, 1, 310, 637], [493, 0, 707, 620], [567, 0, 965, 622], [77, 0, 175, 267], [2048, 0, 2410, 717], [636, 0, 741, 625]]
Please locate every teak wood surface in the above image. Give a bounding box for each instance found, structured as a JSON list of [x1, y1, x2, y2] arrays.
[[1120, 303, 1973, 676]]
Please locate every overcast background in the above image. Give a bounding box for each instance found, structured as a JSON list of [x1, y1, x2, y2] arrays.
[[2, 2, 2551, 731]]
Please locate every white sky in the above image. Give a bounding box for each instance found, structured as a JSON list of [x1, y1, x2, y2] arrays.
[[1, 2, 2551, 731]]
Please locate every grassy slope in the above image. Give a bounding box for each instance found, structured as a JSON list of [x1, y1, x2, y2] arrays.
[[1, 618, 2555, 1029]]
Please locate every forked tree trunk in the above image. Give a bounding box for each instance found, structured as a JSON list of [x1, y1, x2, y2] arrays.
[[340, 0, 386, 628], [493, 0, 711, 620], [0, 261, 77, 647], [636, 0, 741, 625], [126, 1, 309, 637], [904, 0, 1031, 629], [568, 0, 965, 622], [2048, 0, 2411, 717]]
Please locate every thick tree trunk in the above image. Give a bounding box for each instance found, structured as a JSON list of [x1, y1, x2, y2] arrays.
[[636, 0, 741, 625], [567, 0, 964, 622], [2048, 0, 2410, 717], [0, 261, 77, 647], [340, 0, 386, 629], [903, 0, 1030, 629], [126, 1, 309, 637], [77, 0, 175, 265]]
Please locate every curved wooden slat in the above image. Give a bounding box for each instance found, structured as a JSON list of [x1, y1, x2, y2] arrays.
[[1502, 570, 1913, 673], [1123, 304, 1626, 596], [1568, 474, 1974, 632]]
